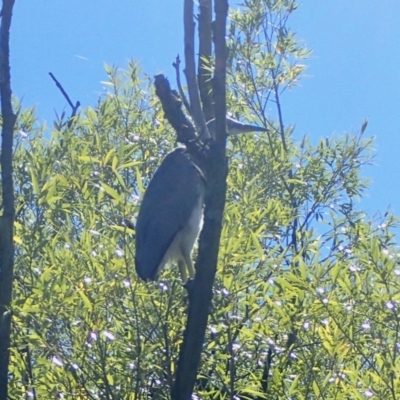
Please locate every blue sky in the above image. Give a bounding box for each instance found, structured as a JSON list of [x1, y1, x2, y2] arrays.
[[11, 1, 400, 222]]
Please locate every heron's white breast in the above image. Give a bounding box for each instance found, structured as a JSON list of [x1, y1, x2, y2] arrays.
[[157, 193, 204, 273]]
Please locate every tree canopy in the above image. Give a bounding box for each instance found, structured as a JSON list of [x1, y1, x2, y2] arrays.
[[3, 1, 400, 399]]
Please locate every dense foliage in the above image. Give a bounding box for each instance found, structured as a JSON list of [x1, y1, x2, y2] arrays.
[[7, 1, 400, 399]]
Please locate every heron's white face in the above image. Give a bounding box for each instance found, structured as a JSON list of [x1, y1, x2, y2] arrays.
[[206, 117, 268, 137]]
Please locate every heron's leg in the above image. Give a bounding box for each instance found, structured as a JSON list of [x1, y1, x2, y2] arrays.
[[178, 260, 188, 283], [183, 254, 195, 280]]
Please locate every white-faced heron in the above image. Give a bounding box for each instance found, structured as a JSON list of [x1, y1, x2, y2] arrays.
[[135, 148, 205, 283], [135, 118, 267, 282]]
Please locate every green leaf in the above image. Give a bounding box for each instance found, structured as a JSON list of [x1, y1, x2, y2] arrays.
[[100, 182, 121, 201], [104, 148, 115, 166], [78, 290, 93, 311]]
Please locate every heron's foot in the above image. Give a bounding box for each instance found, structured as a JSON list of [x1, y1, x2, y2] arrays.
[[183, 278, 195, 290], [183, 278, 195, 301]]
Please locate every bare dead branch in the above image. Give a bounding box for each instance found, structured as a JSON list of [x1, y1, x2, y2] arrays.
[[184, 0, 210, 140], [49, 72, 74, 109], [49, 72, 80, 126], [172, 55, 191, 115], [154, 74, 199, 147], [212, 0, 228, 143], [0, 0, 17, 398]]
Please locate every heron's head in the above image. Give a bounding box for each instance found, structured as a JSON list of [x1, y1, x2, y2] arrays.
[[206, 116, 268, 136]]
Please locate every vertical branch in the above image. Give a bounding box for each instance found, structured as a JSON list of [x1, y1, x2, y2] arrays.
[[198, 0, 213, 121], [0, 0, 17, 398], [212, 0, 228, 143], [183, 0, 210, 139], [172, 1, 229, 399]]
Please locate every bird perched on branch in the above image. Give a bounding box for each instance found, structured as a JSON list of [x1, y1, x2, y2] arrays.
[[135, 148, 205, 283], [135, 118, 267, 283]]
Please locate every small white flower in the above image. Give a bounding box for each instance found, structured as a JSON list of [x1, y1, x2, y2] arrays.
[[52, 356, 63, 367], [210, 326, 218, 334], [116, 249, 124, 257], [128, 362, 135, 369], [221, 288, 229, 297], [386, 301, 395, 310], [103, 331, 115, 341], [232, 343, 241, 351], [349, 265, 361, 272], [362, 321, 371, 330]]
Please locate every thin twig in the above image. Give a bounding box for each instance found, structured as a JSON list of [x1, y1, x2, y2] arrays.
[[49, 72, 75, 109], [212, 0, 228, 143], [173, 55, 191, 115], [25, 346, 37, 400], [49, 72, 80, 125], [183, 0, 210, 140], [197, 0, 213, 121], [261, 347, 273, 395]]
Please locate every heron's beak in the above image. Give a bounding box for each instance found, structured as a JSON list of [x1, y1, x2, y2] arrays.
[[206, 117, 267, 136]]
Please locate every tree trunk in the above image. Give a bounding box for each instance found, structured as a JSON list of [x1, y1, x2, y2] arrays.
[[0, 0, 17, 398]]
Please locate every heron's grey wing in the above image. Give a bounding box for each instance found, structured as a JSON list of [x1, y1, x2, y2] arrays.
[[135, 148, 204, 280]]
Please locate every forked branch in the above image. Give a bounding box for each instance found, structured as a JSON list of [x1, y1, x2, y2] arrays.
[[172, 0, 229, 398], [183, 0, 210, 140]]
